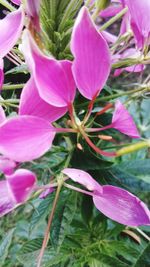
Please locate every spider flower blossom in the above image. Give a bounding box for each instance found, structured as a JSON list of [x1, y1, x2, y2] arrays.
[[0, 169, 36, 217], [62, 168, 150, 226], [22, 6, 111, 105], [0, 7, 139, 162], [124, 0, 150, 49]]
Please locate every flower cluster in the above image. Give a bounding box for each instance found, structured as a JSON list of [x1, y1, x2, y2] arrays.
[[0, 0, 149, 229]]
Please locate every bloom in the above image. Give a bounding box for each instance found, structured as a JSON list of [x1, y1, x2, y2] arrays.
[[62, 168, 150, 226], [0, 6, 139, 162]]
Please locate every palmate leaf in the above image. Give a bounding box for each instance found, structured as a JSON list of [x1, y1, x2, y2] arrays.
[[109, 159, 150, 193], [50, 190, 78, 250], [133, 242, 150, 267], [89, 254, 129, 267], [30, 193, 55, 230]]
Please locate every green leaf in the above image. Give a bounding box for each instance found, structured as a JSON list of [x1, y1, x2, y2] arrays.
[[81, 195, 93, 225], [0, 229, 15, 267], [110, 163, 150, 192], [116, 159, 150, 183], [133, 242, 150, 267], [89, 254, 129, 267], [71, 149, 113, 171], [51, 191, 77, 249], [31, 193, 55, 230]]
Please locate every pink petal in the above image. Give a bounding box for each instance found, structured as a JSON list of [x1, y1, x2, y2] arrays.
[[62, 168, 102, 193], [25, 0, 41, 31], [0, 7, 24, 58], [125, 0, 150, 40], [39, 187, 54, 199], [0, 156, 16, 175], [0, 59, 4, 89], [71, 7, 111, 100], [112, 100, 140, 138], [100, 5, 123, 18], [19, 77, 67, 122], [102, 31, 118, 43], [0, 168, 36, 217], [0, 115, 55, 162], [0, 105, 6, 124], [6, 169, 36, 203], [11, 0, 21, 5], [93, 185, 150, 226], [22, 30, 76, 107], [0, 180, 16, 217]]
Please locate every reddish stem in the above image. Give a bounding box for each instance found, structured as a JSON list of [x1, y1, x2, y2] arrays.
[[96, 103, 113, 117], [83, 92, 98, 124], [68, 103, 76, 127]]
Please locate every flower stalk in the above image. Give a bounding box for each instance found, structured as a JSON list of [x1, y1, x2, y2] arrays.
[[37, 176, 64, 267]]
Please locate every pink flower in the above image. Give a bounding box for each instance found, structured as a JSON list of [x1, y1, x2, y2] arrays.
[[62, 168, 150, 226], [22, 7, 111, 104], [112, 48, 145, 76], [0, 169, 36, 217], [124, 0, 150, 49]]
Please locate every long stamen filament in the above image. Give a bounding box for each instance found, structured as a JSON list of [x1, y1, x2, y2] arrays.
[[78, 125, 116, 157]]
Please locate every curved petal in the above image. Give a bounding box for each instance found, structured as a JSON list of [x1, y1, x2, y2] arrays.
[[22, 30, 76, 107], [100, 5, 123, 18], [62, 168, 102, 192], [0, 156, 16, 175], [0, 180, 16, 217], [93, 185, 150, 226], [125, 0, 150, 40], [19, 77, 68, 121], [71, 7, 111, 100], [11, 0, 21, 5], [0, 7, 24, 58], [0, 115, 55, 162], [112, 100, 140, 138], [6, 169, 36, 203], [0, 105, 6, 124], [0, 168, 36, 217]]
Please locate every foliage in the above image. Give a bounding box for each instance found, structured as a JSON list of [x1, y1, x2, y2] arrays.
[[0, 0, 150, 267]]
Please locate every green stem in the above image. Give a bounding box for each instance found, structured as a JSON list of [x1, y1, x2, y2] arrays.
[[2, 84, 25, 90], [77, 87, 149, 108], [0, 0, 16, 11], [116, 141, 150, 156], [135, 228, 150, 242], [0, 99, 19, 104], [99, 7, 128, 31], [37, 179, 63, 267]]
